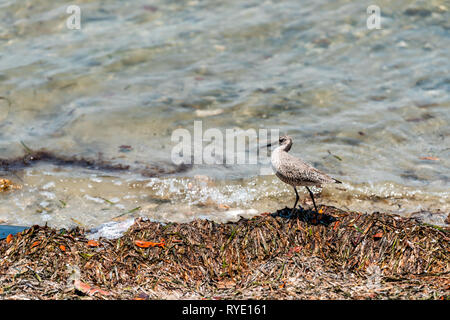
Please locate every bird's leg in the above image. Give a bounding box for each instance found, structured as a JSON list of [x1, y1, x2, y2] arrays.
[[290, 186, 299, 216], [305, 186, 318, 213]]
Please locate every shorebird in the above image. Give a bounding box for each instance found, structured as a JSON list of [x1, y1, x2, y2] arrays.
[[271, 135, 341, 216]]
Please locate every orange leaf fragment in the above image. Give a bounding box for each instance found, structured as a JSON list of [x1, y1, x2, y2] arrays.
[[287, 246, 302, 257], [134, 293, 149, 300], [419, 156, 439, 161], [59, 245, 66, 252], [373, 232, 383, 240], [333, 221, 340, 230], [6, 234, 13, 243], [31, 241, 40, 248], [87, 240, 100, 247], [74, 279, 111, 296], [135, 239, 165, 248]]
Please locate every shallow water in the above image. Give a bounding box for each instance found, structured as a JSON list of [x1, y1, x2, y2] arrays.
[[0, 0, 449, 230]]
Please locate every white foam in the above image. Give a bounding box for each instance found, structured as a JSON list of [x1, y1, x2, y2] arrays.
[[87, 218, 135, 240], [42, 182, 55, 190], [90, 176, 103, 183], [109, 197, 120, 203], [40, 191, 56, 200], [83, 195, 105, 204]]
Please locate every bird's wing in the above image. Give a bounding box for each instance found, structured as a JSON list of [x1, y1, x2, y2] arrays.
[[280, 154, 335, 184]]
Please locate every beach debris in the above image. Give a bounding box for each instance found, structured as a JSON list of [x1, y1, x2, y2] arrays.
[[0, 206, 448, 300], [87, 240, 100, 247], [30, 241, 40, 248], [1, 144, 191, 178], [327, 150, 342, 161], [118, 145, 133, 153], [373, 232, 383, 240], [134, 293, 149, 300], [218, 204, 230, 210], [195, 109, 224, 117], [74, 280, 112, 297], [134, 239, 165, 248], [419, 156, 440, 161], [0, 178, 21, 192], [87, 219, 136, 240], [404, 8, 432, 17]]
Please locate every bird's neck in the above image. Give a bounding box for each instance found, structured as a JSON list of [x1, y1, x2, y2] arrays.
[[271, 145, 288, 163], [276, 144, 291, 153]]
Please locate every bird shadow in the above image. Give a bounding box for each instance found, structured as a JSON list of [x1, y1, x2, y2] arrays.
[[270, 206, 337, 227]]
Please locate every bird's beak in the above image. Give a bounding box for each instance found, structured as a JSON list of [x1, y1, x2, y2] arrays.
[[258, 138, 277, 149]]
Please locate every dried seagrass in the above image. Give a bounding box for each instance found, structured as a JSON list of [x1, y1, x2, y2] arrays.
[[0, 205, 448, 300]]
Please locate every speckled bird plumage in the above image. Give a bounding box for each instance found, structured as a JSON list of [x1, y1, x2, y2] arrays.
[[271, 135, 341, 214]]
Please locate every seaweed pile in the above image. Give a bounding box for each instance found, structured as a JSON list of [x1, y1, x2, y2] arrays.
[[0, 206, 448, 300]]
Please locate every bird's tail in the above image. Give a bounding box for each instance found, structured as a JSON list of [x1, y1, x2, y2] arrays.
[[333, 178, 342, 184]]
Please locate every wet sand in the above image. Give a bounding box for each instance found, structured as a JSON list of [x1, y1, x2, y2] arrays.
[[1, 205, 448, 300]]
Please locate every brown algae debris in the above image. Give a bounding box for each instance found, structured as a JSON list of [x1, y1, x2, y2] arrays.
[[0, 205, 448, 300], [0, 178, 21, 192], [0, 143, 191, 177]]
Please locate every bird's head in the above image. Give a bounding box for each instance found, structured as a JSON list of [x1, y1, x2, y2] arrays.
[[278, 135, 293, 152]]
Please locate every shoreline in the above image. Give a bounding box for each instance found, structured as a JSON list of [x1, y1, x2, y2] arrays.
[[0, 205, 448, 300]]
